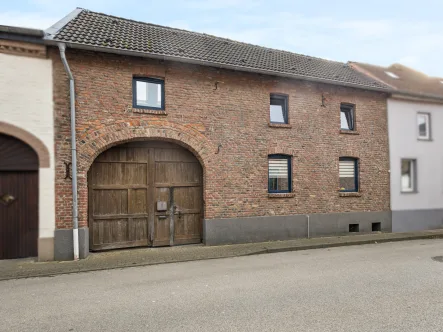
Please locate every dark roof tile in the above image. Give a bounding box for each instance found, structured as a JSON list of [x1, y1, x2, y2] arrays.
[[49, 9, 388, 90]]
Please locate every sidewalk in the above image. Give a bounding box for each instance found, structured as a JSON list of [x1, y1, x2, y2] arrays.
[[1, 229, 443, 281]]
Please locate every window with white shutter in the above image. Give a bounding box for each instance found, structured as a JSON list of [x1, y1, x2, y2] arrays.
[[268, 155, 291, 193], [339, 157, 358, 192]]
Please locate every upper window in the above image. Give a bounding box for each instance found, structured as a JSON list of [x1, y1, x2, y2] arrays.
[[133, 77, 165, 110], [268, 155, 291, 193], [401, 159, 416, 192], [417, 113, 430, 140], [339, 157, 358, 192], [340, 104, 355, 131], [270, 94, 288, 124]]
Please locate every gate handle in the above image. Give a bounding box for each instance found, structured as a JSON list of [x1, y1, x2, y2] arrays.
[[0, 193, 16, 206], [174, 205, 183, 218]]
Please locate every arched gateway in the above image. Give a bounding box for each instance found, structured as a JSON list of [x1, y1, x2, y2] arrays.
[[88, 140, 203, 250]]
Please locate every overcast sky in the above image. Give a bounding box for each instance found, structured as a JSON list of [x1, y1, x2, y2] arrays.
[[2, 0, 442, 77]]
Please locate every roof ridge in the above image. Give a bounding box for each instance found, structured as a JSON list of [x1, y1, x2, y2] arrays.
[[78, 8, 345, 65]]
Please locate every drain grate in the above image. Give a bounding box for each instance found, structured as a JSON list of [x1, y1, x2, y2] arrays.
[[431, 256, 443, 263]]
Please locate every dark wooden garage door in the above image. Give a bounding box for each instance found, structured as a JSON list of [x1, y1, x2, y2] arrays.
[[0, 134, 39, 259], [88, 141, 203, 251]]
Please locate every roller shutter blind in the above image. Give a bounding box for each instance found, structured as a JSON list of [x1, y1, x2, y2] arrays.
[[339, 160, 355, 178], [269, 159, 288, 178]]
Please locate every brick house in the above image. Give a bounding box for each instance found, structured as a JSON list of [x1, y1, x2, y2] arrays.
[[44, 8, 391, 260]]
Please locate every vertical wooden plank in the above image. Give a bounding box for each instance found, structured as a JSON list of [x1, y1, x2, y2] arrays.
[[128, 189, 147, 214], [147, 148, 155, 245], [169, 187, 174, 246], [152, 187, 170, 246], [98, 221, 104, 245], [127, 188, 131, 242], [88, 170, 94, 251]]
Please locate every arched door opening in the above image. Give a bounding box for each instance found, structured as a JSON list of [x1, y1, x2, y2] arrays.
[[88, 140, 203, 251], [0, 134, 39, 259]]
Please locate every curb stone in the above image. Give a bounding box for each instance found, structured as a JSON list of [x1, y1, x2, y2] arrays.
[[1, 230, 442, 281]]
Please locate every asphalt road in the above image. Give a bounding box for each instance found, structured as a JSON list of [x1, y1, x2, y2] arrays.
[[1, 239, 443, 332]]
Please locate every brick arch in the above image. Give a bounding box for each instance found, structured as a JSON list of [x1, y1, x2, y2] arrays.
[[267, 146, 294, 156], [0, 121, 50, 168], [76, 120, 214, 173], [74, 120, 215, 228], [338, 151, 361, 160]]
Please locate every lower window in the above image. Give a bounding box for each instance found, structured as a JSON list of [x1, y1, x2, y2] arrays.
[[401, 159, 416, 192], [268, 155, 291, 193], [339, 157, 358, 192]]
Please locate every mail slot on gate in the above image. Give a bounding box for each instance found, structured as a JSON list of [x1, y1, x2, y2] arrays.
[[156, 201, 167, 212]]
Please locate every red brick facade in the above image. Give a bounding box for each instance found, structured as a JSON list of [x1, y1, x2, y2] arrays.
[[52, 48, 390, 230]]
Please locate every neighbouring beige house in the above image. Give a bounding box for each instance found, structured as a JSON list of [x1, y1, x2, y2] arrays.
[[0, 26, 55, 261]]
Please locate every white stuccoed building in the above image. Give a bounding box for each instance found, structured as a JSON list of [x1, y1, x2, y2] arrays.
[[352, 62, 443, 232], [0, 26, 55, 261]]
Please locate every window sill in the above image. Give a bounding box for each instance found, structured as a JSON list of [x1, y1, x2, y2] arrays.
[[339, 192, 361, 197], [269, 123, 292, 129], [132, 108, 167, 115], [417, 138, 432, 142], [268, 193, 295, 198], [401, 190, 418, 194], [340, 130, 359, 135]]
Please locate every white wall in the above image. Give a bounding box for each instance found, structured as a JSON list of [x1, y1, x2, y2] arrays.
[[0, 53, 54, 239], [388, 98, 443, 211]]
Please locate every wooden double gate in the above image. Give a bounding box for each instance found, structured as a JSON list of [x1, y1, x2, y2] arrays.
[[88, 141, 203, 251]]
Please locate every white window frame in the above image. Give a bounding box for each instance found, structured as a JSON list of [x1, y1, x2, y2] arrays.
[[401, 159, 416, 193], [417, 112, 430, 140]]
